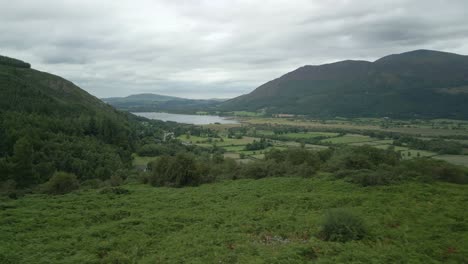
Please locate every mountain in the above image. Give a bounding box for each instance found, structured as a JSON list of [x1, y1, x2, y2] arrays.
[[0, 55, 135, 187], [103, 93, 225, 113], [221, 50, 468, 119]]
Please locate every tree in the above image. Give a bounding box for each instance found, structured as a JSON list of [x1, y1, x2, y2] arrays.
[[44, 172, 79, 195], [12, 137, 36, 187], [148, 153, 202, 187]]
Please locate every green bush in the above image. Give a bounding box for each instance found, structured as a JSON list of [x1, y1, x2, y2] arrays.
[[326, 146, 400, 172], [148, 153, 202, 187], [99, 187, 130, 195], [340, 165, 401, 186], [80, 179, 104, 189], [109, 175, 123, 187], [397, 158, 468, 184], [319, 208, 367, 242], [101, 251, 131, 264], [44, 172, 79, 195]]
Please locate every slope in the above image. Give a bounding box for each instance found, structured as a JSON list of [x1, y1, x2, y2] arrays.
[[0, 177, 466, 263], [221, 50, 468, 119], [103, 93, 224, 113], [0, 55, 135, 187]]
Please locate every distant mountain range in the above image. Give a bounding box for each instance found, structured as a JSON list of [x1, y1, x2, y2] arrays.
[[102, 93, 226, 113], [220, 50, 468, 119]]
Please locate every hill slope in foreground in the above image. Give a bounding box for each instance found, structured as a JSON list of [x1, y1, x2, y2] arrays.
[[221, 50, 468, 119], [0, 55, 134, 186], [1, 177, 467, 263]]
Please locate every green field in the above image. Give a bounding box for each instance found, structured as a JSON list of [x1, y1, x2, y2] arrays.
[[1, 178, 467, 263], [256, 131, 339, 139], [434, 155, 468, 167], [132, 154, 158, 167], [242, 117, 468, 137], [320, 134, 375, 144], [175, 117, 468, 167]]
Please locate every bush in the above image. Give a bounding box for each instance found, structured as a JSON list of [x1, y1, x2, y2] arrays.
[[326, 146, 400, 172], [109, 175, 123, 187], [148, 153, 202, 187], [398, 159, 468, 184], [101, 251, 131, 264], [80, 179, 104, 189], [319, 208, 367, 242], [99, 187, 130, 195], [342, 165, 401, 186], [44, 172, 79, 195]]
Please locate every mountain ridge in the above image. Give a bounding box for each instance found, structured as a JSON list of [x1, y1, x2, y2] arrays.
[[102, 93, 226, 113], [221, 49, 468, 119]]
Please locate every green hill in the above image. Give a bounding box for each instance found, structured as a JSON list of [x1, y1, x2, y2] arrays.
[[103, 93, 224, 113], [0, 55, 135, 187], [221, 50, 468, 119], [1, 177, 466, 263]]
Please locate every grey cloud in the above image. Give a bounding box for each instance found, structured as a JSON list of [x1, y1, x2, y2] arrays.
[[1, 0, 468, 98]]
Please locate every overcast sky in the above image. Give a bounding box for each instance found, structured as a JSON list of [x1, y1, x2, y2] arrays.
[[2, 0, 468, 99]]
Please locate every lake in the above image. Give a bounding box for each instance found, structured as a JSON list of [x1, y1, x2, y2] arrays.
[[133, 112, 239, 125]]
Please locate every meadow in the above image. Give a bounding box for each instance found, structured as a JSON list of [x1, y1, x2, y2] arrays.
[[1, 177, 467, 263]]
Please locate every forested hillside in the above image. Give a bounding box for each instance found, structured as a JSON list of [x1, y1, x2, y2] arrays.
[[102, 93, 223, 113], [221, 50, 468, 119], [0, 56, 136, 188]]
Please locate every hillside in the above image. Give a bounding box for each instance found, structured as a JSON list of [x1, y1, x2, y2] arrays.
[[1, 177, 466, 263], [0, 55, 135, 187], [221, 50, 468, 119], [103, 93, 224, 113]]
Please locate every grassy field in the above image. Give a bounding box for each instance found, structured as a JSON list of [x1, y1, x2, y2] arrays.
[[132, 154, 158, 167], [434, 155, 468, 167], [1, 178, 467, 263], [320, 134, 375, 144], [242, 117, 468, 137], [175, 116, 468, 167], [256, 131, 340, 139]]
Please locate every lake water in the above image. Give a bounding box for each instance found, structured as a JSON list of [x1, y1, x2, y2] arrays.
[[133, 112, 239, 125]]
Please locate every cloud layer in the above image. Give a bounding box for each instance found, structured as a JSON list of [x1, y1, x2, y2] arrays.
[[2, 0, 468, 98]]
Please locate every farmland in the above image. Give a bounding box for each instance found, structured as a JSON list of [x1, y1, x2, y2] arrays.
[[166, 116, 468, 168]]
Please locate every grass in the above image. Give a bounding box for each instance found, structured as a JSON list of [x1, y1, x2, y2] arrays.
[[132, 154, 158, 167], [320, 134, 375, 144], [256, 131, 339, 139], [0, 178, 467, 263], [178, 135, 258, 147], [434, 155, 468, 167], [230, 111, 264, 117], [242, 117, 468, 136]]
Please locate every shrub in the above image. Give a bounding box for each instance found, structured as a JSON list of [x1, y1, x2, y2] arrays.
[[326, 146, 401, 172], [80, 179, 104, 189], [319, 208, 367, 242], [101, 251, 131, 264], [398, 159, 468, 184], [99, 187, 130, 195], [148, 153, 202, 187], [109, 175, 123, 187], [344, 165, 401, 186], [44, 172, 79, 195]]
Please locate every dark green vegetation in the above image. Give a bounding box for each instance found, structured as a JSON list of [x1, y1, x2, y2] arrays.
[[221, 50, 468, 119], [1, 178, 467, 263], [142, 143, 468, 187], [102, 93, 223, 113], [0, 55, 31, 69], [1, 54, 468, 263], [0, 55, 138, 190]]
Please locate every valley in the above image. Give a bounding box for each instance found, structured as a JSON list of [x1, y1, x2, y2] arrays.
[[1, 51, 468, 263]]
